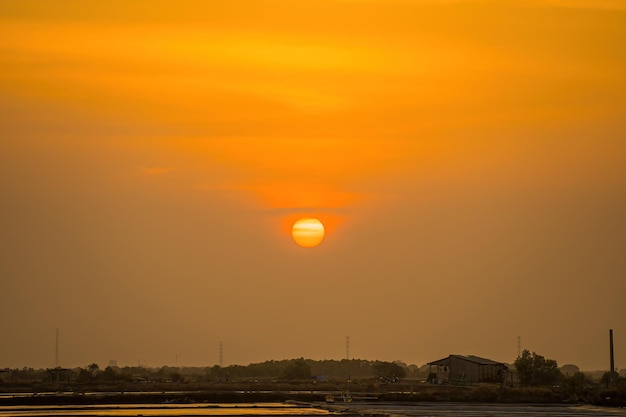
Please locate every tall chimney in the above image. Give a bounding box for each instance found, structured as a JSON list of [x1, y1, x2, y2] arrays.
[[610, 329, 615, 387]]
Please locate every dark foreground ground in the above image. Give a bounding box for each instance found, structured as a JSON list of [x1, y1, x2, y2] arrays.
[[1, 384, 626, 408]]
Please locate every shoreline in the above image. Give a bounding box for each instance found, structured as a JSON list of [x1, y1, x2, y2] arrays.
[[0, 388, 625, 408]]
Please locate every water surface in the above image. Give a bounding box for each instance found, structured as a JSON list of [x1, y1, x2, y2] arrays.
[[2, 402, 626, 417], [0, 402, 336, 417]]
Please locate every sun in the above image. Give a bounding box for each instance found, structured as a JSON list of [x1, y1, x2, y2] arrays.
[[292, 218, 325, 248]]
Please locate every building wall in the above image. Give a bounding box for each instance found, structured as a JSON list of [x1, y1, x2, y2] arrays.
[[430, 356, 506, 384], [450, 356, 480, 382], [479, 364, 502, 382], [450, 358, 504, 383]]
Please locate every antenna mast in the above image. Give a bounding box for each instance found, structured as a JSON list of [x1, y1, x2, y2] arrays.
[[55, 328, 60, 367]]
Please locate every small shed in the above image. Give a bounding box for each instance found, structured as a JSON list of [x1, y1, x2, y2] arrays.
[[427, 354, 507, 384]]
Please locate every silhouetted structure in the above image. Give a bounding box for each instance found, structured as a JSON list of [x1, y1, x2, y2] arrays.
[[55, 328, 60, 367], [610, 329, 615, 387], [427, 354, 507, 384]]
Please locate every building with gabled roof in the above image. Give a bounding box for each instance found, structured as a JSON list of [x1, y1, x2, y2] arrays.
[[427, 354, 508, 384]]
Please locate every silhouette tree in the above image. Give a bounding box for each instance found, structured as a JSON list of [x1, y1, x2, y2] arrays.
[[281, 358, 312, 380], [601, 370, 620, 387], [372, 361, 406, 380], [77, 363, 100, 383], [514, 350, 561, 386]]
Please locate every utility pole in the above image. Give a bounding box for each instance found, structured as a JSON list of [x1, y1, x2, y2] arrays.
[[55, 329, 59, 368], [517, 335, 521, 359], [219, 341, 223, 367], [610, 329, 615, 387], [346, 336, 350, 360]]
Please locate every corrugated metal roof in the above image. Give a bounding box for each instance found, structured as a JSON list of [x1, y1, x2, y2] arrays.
[[427, 354, 505, 366]]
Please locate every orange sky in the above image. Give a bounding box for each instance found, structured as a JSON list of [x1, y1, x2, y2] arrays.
[[1, 0, 625, 371]]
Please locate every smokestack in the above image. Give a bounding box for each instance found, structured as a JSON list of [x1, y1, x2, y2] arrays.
[[610, 329, 615, 387]]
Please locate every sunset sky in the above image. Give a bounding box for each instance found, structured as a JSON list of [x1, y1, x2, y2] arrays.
[[1, 0, 625, 371]]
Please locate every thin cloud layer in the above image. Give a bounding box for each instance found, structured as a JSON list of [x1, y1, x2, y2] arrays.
[[1, 0, 625, 370]]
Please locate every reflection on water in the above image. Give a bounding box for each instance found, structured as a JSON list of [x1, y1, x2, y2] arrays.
[[2, 402, 626, 417], [0, 403, 336, 417], [341, 402, 626, 417]]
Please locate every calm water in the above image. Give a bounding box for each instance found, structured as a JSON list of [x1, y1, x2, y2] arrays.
[[1, 402, 626, 417], [339, 402, 626, 417], [0, 403, 335, 416]]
